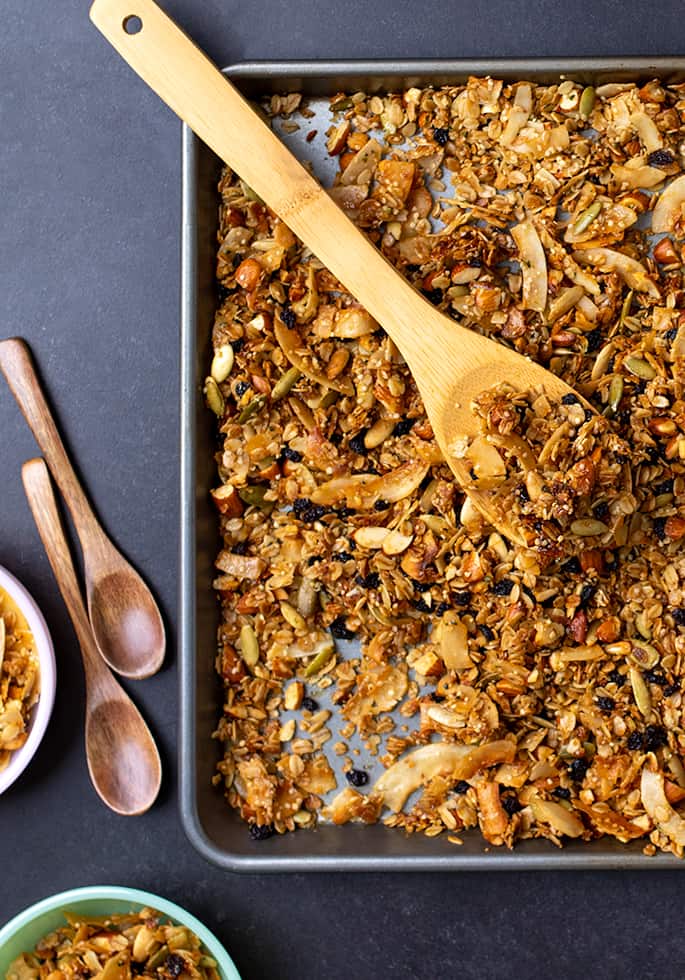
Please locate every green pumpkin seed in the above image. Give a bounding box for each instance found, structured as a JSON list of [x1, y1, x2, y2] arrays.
[[146, 947, 169, 971], [571, 518, 609, 536], [624, 355, 656, 380], [204, 377, 225, 416], [608, 375, 624, 415], [271, 367, 301, 401], [579, 85, 596, 119], [619, 289, 633, 326], [630, 666, 652, 717], [240, 624, 260, 667], [238, 394, 267, 423], [572, 200, 602, 236], [304, 640, 335, 677], [238, 485, 273, 511], [210, 344, 235, 383], [331, 96, 354, 111]]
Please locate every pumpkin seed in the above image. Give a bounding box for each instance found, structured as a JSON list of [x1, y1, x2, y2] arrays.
[[619, 289, 634, 326], [629, 666, 652, 717], [203, 376, 224, 416], [304, 640, 335, 677], [146, 947, 169, 971], [571, 518, 609, 536], [608, 375, 624, 414], [239, 623, 260, 667], [572, 200, 602, 236], [238, 393, 267, 422], [634, 610, 652, 640], [630, 641, 660, 669], [280, 601, 307, 631], [210, 344, 234, 383], [579, 85, 596, 119], [272, 366, 301, 401], [624, 355, 656, 380], [331, 96, 353, 111], [238, 485, 273, 511]]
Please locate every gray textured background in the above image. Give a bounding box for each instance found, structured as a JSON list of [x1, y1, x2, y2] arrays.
[[2, 2, 685, 978]]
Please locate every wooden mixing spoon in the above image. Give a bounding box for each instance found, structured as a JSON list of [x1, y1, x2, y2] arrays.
[[0, 339, 165, 678], [90, 0, 592, 545], [22, 458, 162, 815]]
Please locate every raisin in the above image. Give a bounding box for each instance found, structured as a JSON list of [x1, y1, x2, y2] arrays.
[[336, 551, 355, 563], [232, 541, 248, 556], [653, 516, 668, 540], [302, 696, 319, 711], [336, 506, 356, 519], [492, 578, 514, 596], [307, 555, 322, 565], [654, 478, 674, 495], [501, 792, 522, 815], [579, 583, 596, 607], [453, 590, 471, 606], [585, 328, 603, 352], [423, 288, 443, 306], [672, 607, 685, 626], [329, 431, 343, 445], [561, 556, 582, 575], [349, 431, 368, 455], [330, 616, 355, 640], [454, 780, 470, 795], [281, 445, 302, 462], [648, 148, 674, 167], [644, 725, 668, 751], [561, 393, 579, 405], [374, 498, 390, 511], [664, 684, 679, 697], [249, 823, 276, 840], [645, 670, 667, 686], [516, 483, 530, 503], [393, 419, 415, 436], [593, 501, 610, 523], [552, 786, 571, 800], [596, 695, 615, 712], [345, 768, 369, 787], [230, 337, 245, 353], [281, 306, 296, 328], [435, 601, 449, 617], [479, 624, 495, 642], [433, 126, 449, 146], [164, 955, 186, 979], [665, 326, 679, 342], [568, 758, 589, 782], [217, 282, 230, 304], [413, 597, 431, 613], [607, 669, 625, 687], [627, 731, 644, 750], [235, 380, 250, 396], [356, 571, 381, 589], [293, 498, 327, 523]]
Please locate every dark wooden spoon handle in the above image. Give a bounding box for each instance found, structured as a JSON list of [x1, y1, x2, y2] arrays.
[[21, 458, 105, 684], [0, 338, 103, 545]]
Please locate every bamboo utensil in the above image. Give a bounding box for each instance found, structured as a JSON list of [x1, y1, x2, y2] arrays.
[[22, 458, 162, 815], [0, 338, 165, 678], [89, 0, 594, 545]]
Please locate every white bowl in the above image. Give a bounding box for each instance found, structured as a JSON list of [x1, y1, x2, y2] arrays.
[[0, 565, 56, 794]]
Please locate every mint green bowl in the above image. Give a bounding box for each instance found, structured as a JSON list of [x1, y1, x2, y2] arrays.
[[0, 887, 241, 980]]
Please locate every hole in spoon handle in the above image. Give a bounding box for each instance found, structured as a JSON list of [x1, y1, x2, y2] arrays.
[[122, 14, 142, 33]]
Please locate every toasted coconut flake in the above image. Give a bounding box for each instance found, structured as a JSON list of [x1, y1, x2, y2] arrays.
[[511, 220, 548, 312], [374, 739, 515, 812], [529, 796, 584, 838], [500, 84, 532, 147], [641, 767, 685, 846], [573, 247, 660, 298], [652, 174, 685, 234]]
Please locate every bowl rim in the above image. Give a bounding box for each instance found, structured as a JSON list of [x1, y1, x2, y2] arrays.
[[0, 885, 241, 980], [0, 564, 56, 795]]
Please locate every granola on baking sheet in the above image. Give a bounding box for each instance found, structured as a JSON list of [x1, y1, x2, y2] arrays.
[[0, 586, 39, 770], [207, 76, 685, 855]]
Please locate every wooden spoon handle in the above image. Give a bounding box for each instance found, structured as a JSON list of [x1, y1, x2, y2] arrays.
[[21, 458, 105, 681], [89, 0, 440, 368], [0, 339, 104, 546]]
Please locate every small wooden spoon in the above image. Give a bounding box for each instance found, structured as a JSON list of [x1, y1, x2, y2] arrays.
[[0, 338, 165, 677], [90, 0, 592, 545], [22, 458, 162, 815]]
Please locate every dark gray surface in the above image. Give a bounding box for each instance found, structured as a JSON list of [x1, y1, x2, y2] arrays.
[[2, 1, 685, 977]]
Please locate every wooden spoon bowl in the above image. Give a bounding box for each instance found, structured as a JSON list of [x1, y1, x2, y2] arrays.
[[90, 0, 592, 545]]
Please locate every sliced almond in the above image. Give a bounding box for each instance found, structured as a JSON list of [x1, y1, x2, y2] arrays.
[[353, 526, 390, 549], [327, 119, 350, 156], [381, 530, 414, 556]]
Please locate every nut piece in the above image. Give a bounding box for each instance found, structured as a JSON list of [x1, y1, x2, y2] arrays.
[[210, 484, 244, 517], [284, 681, 304, 711], [239, 623, 260, 667], [327, 119, 351, 155], [354, 526, 391, 549], [211, 344, 235, 383], [381, 530, 414, 556], [235, 257, 262, 290]]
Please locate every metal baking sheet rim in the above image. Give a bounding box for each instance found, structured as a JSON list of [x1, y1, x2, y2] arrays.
[[180, 58, 685, 872]]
